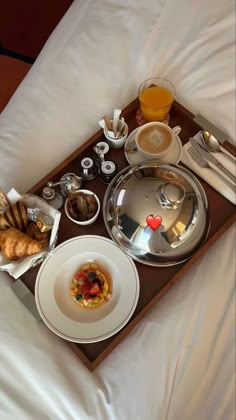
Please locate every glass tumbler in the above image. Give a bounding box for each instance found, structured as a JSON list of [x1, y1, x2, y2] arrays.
[[138, 77, 176, 122]]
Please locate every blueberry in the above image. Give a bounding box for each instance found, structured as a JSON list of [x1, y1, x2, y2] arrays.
[[89, 294, 97, 298], [88, 271, 97, 280], [76, 294, 82, 301]]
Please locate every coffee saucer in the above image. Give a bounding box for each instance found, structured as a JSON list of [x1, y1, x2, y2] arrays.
[[124, 127, 183, 165]]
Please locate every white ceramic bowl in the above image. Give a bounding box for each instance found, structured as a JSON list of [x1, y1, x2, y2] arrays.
[[104, 119, 129, 149], [135, 122, 181, 161], [65, 189, 100, 225]]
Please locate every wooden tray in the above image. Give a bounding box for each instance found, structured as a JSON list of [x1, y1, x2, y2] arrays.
[[19, 98, 235, 370]]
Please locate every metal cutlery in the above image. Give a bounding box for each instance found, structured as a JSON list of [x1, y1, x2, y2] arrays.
[[200, 130, 236, 160], [188, 146, 211, 170], [193, 114, 228, 144], [187, 146, 236, 192], [190, 138, 236, 184], [187, 146, 235, 192]]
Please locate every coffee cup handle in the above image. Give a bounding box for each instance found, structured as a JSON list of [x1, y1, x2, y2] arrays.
[[172, 126, 181, 136]]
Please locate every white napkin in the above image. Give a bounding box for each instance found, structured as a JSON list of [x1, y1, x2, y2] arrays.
[[181, 132, 236, 205]]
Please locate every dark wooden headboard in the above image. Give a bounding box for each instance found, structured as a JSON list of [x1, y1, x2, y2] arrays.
[[0, 0, 74, 59]]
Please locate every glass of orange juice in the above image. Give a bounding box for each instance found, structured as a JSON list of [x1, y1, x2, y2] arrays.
[[138, 77, 176, 122]]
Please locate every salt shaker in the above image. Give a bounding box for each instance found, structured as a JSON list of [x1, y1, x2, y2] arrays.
[[78, 157, 98, 181], [41, 186, 64, 210]]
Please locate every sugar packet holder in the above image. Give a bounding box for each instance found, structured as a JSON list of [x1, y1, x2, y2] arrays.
[[0, 188, 61, 279], [99, 109, 127, 139]]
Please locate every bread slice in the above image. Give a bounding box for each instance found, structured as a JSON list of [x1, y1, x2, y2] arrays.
[[0, 201, 28, 231]]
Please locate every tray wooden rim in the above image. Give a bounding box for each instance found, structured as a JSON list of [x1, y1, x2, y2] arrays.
[[26, 98, 236, 371]]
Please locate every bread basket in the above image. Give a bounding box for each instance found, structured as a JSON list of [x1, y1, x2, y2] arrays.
[[0, 188, 61, 278]]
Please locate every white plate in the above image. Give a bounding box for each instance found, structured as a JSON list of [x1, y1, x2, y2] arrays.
[[124, 127, 183, 165], [35, 235, 140, 343]]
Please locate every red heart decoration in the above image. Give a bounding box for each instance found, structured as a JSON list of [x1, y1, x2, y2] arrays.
[[146, 215, 162, 231]]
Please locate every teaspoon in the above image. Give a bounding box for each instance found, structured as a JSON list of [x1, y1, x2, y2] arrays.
[[200, 130, 236, 160]]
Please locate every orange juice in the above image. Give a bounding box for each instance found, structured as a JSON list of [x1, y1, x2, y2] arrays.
[[139, 86, 174, 121]]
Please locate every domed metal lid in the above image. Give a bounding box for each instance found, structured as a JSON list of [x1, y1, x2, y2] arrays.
[[103, 162, 210, 266]]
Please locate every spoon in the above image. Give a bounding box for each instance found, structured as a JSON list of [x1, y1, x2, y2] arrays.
[[200, 131, 236, 160]]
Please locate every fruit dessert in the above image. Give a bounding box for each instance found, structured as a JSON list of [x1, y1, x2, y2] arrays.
[[70, 262, 112, 308]]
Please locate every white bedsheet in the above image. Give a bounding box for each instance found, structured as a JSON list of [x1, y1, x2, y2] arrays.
[[0, 0, 235, 194], [0, 0, 235, 419], [0, 225, 235, 420]]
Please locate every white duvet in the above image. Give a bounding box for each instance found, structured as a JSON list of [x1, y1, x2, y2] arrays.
[[0, 0, 235, 419]]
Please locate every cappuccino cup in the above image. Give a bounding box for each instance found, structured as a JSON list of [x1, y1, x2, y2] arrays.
[[135, 122, 181, 161]]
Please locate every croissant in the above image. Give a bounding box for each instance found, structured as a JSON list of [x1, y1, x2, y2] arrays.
[[0, 201, 28, 231], [0, 227, 42, 260], [26, 222, 50, 248]]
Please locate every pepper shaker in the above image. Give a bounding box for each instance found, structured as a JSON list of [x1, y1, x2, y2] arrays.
[[47, 173, 83, 197], [100, 160, 118, 184], [93, 141, 110, 167]]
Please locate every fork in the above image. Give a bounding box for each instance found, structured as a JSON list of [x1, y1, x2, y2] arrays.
[[187, 146, 236, 192]]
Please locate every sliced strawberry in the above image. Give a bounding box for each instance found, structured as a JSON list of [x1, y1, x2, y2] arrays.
[[89, 283, 100, 295], [75, 271, 85, 280], [80, 281, 90, 292]]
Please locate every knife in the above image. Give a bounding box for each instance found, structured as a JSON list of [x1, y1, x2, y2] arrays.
[[190, 138, 236, 184], [193, 114, 228, 144]]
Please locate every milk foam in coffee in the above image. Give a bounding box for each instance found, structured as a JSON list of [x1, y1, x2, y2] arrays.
[[138, 126, 171, 154]]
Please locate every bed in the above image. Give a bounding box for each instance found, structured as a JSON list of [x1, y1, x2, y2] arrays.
[[0, 0, 235, 419]]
